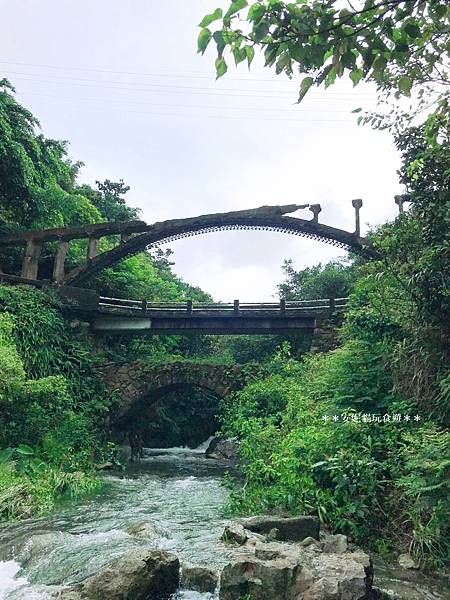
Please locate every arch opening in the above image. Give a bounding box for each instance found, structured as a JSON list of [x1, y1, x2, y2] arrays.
[[114, 383, 221, 451]]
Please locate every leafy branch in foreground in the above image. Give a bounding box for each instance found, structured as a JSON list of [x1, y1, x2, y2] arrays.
[[199, 0, 449, 139]]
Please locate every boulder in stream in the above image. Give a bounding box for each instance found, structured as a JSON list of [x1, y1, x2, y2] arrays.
[[241, 515, 320, 542], [182, 563, 219, 593], [219, 542, 373, 600], [205, 436, 239, 461], [222, 523, 267, 547], [19, 532, 73, 566], [57, 549, 180, 600], [218, 520, 374, 600], [125, 520, 167, 539]]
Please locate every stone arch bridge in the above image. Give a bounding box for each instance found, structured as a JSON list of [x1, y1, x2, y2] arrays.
[[98, 360, 258, 422]]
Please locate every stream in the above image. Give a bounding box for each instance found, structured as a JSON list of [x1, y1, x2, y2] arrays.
[[0, 445, 448, 600]]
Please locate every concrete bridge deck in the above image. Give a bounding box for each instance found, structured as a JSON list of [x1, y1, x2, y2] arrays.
[[89, 295, 347, 334], [0, 273, 346, 335]]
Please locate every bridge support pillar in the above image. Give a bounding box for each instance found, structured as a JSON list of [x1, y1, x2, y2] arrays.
[[352, 199, 363, 236], [310, 319, 338, 353], [87, 237, 100, 260], [52, 241, 69, 283], [21, 239, 42, 280]]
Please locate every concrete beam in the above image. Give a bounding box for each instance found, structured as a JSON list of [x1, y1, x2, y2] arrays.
[[91, 315, 316, 335], [21, 240, 42, 280]]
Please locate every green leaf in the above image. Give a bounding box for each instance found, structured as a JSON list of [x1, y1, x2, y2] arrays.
[[349, 69, 363, 86], [265, 45, 279, 67], [197, 28, 212, 55], [199, 8, 223, 28], [372, 56, 387, 78], [248, 3, 265, 22], [233, 46, 247, 65], [253, 21, 270, 41], [225, 0, 248, 20], [398, 76, 413, 96], [16, 443, 35, 456], [433, 4, 448, 19], [276, 52, 291, 74], [352, 107, 362, 113], [403, 21, 421, 38], [395, 41, 409, 53], [215, 57, 228, 79], [297, 76, 314, 102], [245, 45, 255, 67], [213, 30, 226, 57], [0, 447, 13, 463], [325, 68, 336, 88]]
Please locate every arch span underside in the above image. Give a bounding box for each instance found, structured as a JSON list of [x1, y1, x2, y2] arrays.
[[66, 210, 377, 286]]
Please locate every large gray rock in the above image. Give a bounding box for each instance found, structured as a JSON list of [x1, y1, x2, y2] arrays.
[[397, 553, 419, 570], [218, 540, 373, 600], [205, 436, 239, 461], [221, 523, 267, 548], [57, 550, 180, 600], [322, 534, 348, 555], [222, 523, 249, 546], [182, 564, 218, 593], [125, 520, 167, 539], [241, 515, 320, 542]]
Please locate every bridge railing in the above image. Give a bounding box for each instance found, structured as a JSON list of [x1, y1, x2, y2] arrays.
[[97, 296, 349, 314]]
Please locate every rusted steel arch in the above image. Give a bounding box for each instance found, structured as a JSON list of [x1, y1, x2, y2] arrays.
[[65, 204, 378, 286]]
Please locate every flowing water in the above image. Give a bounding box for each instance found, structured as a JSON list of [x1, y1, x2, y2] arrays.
[[0, 446, 448, 600]]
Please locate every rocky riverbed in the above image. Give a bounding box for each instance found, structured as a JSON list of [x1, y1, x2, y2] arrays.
[[0, 446, 447, 600]]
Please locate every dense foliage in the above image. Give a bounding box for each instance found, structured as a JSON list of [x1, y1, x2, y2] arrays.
[[0, 294, 103, 520], [220, 134, 450, 566]]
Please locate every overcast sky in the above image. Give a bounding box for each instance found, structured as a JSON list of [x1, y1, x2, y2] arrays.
[[1, 0, 404, 300]]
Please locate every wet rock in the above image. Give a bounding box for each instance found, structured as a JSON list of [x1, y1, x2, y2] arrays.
[[241, 515, 320, 542], [219, 556, 305, 600], [301, 536, 322, 549], [322, 534, 348, 554], [95, 462, 114, 471], [59, 550, 179, 600], [222, 523, 249, 545], [117, 444, 132, 463], [221, 523, 265, 546], [218, 540, 374, 600], [397, 553, 419, 570], [302, 577, 339, 599], [19, 532, 72, 566], [125, 520, 166, 539], [268, 527, 281, 540], [205, 436, 239, 461], [182, 564, 218, 593], [51, 588, 83, 599]]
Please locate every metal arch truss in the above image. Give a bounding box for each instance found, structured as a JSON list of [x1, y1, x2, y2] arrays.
[[146, 224, 354, 253]]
